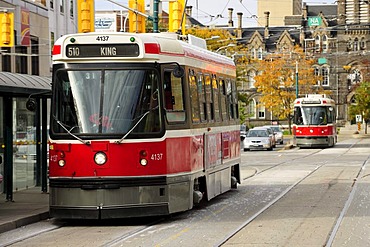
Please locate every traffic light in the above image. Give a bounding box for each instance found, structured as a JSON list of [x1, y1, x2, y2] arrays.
[[77, 0, 95, 33], [0, 12, 14, 47], [169, 0, 185, 34], [129, 0, 146, 33]]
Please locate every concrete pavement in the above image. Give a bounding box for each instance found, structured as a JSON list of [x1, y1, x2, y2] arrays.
[[0, 123, 368, 236]]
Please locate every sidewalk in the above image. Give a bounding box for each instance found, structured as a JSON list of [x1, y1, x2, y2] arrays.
[[0, 187, 49, 234]]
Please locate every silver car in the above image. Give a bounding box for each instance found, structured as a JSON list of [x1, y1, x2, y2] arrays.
[[243, 128, 273, 151], [253, 126, 276, 148], [264, 125, 284, 144]]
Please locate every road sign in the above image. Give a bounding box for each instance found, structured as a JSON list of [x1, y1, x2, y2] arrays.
[[356, 115, 362, 123], [308, 17, 322, 27]]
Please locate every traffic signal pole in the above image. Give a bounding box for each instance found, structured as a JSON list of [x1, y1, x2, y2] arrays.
[[153, 0, 159, 33]]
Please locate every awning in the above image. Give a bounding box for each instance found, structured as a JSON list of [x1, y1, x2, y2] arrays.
[[0, 72, 51, 95]]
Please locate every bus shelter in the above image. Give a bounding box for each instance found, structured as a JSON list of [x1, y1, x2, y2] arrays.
[[0, 72, 51, 201]]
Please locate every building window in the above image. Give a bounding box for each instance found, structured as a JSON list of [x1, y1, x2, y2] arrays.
[[258, 104, 265, 119], [321, 67, 329, 86], [314, 66, 329, 86], [354, 38, 359, 51], [360, 37, 366, 50], [70, 0, 74, 17], [2, 47, 11, 72], [60, 0, 64, 13], [257, 47, 263, 60], [15, 46, 28, 74], [31, 37, 39, 75], [348, 69, 362, 85], [247, 70, 256, 88], [322, 35, 328, 53], [315, 35, 321, 53], [347, 38, 353, 51], [248, 99, 256, 119], [251, 48, 256, 59]]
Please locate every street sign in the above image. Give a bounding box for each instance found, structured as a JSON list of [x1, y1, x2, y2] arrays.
[[308, 17, 322, 27], [356, 115, 362, 123]]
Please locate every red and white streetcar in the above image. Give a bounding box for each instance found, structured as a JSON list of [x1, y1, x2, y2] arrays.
[[293, 94, 337, 148], [48, 32, 241, 219]]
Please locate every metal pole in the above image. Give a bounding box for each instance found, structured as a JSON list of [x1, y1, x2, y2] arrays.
[[41, 97, 48, 193], [4, 96, 13, 201], [295, 61, 299, 98], [153, 0, 159, 33]]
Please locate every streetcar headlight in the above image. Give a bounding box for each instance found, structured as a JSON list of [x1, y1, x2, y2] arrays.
[[94, 152, 107, 165], [140, 158, 148, 166], [58, 160, 65, 167], [139, 149, 148, 166]]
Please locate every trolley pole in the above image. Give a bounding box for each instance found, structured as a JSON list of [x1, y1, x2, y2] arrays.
[[295, 61, 299, 98]]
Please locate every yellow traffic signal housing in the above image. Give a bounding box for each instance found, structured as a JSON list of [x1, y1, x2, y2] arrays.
[[129, 0, 146, 33], [169, 0, 185, 34], [0, 12, 14, 47], [77, 0, 95, 33]]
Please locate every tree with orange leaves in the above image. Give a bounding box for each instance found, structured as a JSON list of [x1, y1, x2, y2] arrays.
[[254, 46, 329, 132]]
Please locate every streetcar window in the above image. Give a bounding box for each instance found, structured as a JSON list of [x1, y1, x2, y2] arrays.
[[294, 107, 304, 125], [231, 80, 239, 119], [219, 79, 228, 121], [197, 73, 207, 122], [164, 70, 185, 123], [212, 75, 221, 122], [205, 75, 214, 121], [52, 68, 161, 136], [327, 106, 335, 123], [227, 79, 234, 119], [189, 70, 200, 123]]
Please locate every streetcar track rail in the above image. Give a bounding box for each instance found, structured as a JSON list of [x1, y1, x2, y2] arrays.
[[325, 154, 370, 247], [217, 138, 364, 247], [1, 139, 366, 247]]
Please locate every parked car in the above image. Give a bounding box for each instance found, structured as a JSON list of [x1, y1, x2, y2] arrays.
[[253, 126, 276, 148], [264, 125, 284, 144], [240, 124, 249, 141], [243, 128, 274, 151]]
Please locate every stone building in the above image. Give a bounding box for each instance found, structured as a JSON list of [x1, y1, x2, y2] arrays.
[[229, 1, 370, 127]]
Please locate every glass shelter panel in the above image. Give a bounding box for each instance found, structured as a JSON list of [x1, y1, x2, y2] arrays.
[[13, 98, 37, 190]]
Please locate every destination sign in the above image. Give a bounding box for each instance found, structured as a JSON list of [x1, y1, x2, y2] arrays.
[[66, 44, 140, 58]]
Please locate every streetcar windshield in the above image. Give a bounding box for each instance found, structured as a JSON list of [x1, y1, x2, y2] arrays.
[[294, 106, 334, 125], [52, 68, 160, 137]]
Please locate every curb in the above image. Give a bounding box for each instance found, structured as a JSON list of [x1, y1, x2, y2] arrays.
[[0, 211, 50, 234]]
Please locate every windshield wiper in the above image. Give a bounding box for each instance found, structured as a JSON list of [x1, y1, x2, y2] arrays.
[[115, 105, 159, 144], [53, 116, 91, 145]]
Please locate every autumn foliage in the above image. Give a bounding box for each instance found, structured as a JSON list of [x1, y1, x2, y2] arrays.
[[254, 47, 327, 125]]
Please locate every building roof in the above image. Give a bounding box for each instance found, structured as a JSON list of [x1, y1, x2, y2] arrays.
[[306, 4, 337, 19], [0, 72, 51, 95]]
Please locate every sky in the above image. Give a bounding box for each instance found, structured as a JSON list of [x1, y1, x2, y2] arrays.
[[95, 0, 335, 27]]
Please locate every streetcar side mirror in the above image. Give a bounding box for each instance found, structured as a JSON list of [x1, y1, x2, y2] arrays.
[[173, 66, 185, 78], [26, 98, 37, 112]]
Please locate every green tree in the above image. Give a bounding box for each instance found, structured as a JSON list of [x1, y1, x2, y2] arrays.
[[349, 81, 370, 134], [253, 47, 327, 132]]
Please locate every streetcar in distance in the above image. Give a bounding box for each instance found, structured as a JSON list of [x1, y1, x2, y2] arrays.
[[48, 32, 241, 219], [292, 94, 337, 147]]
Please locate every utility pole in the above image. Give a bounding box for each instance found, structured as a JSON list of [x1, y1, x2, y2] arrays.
[[295, 61, 299, 98]]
